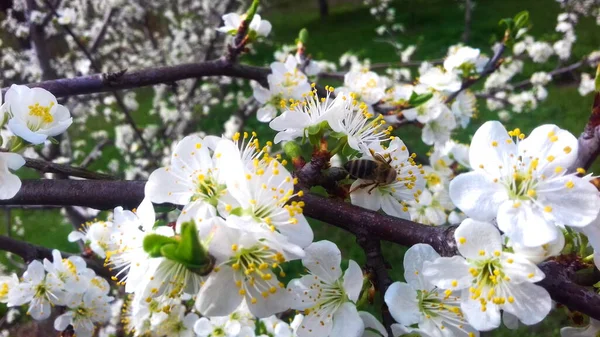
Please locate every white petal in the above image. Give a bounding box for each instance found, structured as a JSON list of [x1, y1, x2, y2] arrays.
[[454, 219, 502, 259], [380, 194, 408, 218], [296, 311, 333, 337], [449, 171, 508, 221], [502, 282, 551, 325], [422, 256, 472, 290], [303, 240, 342, 283], [460, 296, 501, 331], [359, 311, 388, 337], [257, 105, 278, 123], [67, 231, 85, 242], [195, 267, 242, 316], [497, 201, 559, 247], [350, 180, 382, 211], [8, 119, 47, 144], [403, 243, 440, 290], [517, 124, 577, 176], [538, 176, 600, 227], [384, 282, 421, 327], [253, 85, 271, 103], [343, 260, 363, 303], [193, 317, 213, 336], [145, 168, 194, 205], [54, 313, 73, 331], [468, 121, 516, 174], [330, 302, 365, 337]]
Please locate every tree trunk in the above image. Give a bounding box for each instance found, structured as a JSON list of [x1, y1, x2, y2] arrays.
[[318, 0, 329, 18], [462, 0, 472, 43]]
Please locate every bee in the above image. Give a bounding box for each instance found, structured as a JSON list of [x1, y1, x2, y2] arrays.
[[344, 152, 396, 194]]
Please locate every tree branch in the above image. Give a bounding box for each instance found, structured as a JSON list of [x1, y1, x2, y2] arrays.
[[569, 92, 600, 172], [1, 180, 600, 319], [0, 235, 111, 279], [89, 7, 115, 54], [445, 43, 506, 103], [23, 157, 116, 180], [1, 60, 270, 98]]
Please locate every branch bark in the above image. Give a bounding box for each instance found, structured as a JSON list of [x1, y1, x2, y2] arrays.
[[1, 60, 270, 98], [569, 92, 600, 172], [0, 235, 111, 279], [23, 157, 116, 180]]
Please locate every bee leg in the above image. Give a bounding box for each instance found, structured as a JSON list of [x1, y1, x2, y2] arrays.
[[348, 182, 376, 194], [367, 183, 380, 194]]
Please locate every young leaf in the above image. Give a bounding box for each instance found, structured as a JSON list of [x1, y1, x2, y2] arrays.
[[143, 234, 179, 258]]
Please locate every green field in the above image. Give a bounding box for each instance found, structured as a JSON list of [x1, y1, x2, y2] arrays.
[[2, 0, 599, 335]]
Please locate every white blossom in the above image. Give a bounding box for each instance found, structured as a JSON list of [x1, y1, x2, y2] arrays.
[[450, 121, 600, 247], [423, 219, 552, 331]]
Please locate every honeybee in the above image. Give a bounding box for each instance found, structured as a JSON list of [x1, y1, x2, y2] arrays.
[[344, 152, 396, 194]]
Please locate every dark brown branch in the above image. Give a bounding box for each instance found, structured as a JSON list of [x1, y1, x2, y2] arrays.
[[356, 237, 394, 335], [1, 60, 270, 98], [23, 157, 116, 180], [0, 235, 111, 279], [80, 139, 111, 168]]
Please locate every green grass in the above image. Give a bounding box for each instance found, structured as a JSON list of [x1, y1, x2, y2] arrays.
[[2, 0, 598, 334]]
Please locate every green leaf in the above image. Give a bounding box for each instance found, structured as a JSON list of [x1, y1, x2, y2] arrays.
[[514, 10, 529, 29], [176, 222, 211, 266], [408, 91, 433, 107], [154, 205, 178, 214], [341, 143, 359, 158], [309, 185, 329, 198], [143, 234, 179, 258], [48, 137, 59, 145]]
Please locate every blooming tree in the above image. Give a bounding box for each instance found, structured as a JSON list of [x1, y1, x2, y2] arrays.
[[1, 0, 600, 336]]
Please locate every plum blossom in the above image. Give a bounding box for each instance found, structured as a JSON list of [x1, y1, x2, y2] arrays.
[[287, 241, 365, 337], [0, 152, 25, 200], [68, 220, 115, 258], [335, 69, 386, 106], [419, 67, 461, 93], [218, 13, 272, 38], [444, 45, 489, 73], [421, 106, 457, 146], [579, 73, 595, 96], [54, 291, 114, 337], [3, 85, 72, 145], [423, 219, 552, 331], [196, 221, 303, 318], [349, 137, 425, 219], [0, 274, 18, 303], [385, 244, 479, 337], [270, 87, 341, 144], [253, 56, 311, 122], [451, 90, 477, 128], [8, 260, 67, 320], [449, 121, 600, 247]]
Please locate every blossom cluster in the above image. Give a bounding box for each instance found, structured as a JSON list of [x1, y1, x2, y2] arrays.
[[1, 250, 113, 337], [0, 84, 73, 199]]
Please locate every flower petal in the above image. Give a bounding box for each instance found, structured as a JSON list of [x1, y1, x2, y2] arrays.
[[517, 124, 577, 176], [302, 240, 342, 283], [502, 281, 551, 326], [449, 171, 508, 221], [343, 260, 363, 303], [537, 176, 600, 227], [468, 121, 516, 174], [384, 282, 421, 326], [403, 243, 440, 290], [454, 219, 502, 259], [422, 256, 472, 290], [460, 296, 501, 331], [195, 267, 241, 317], [330, 302, 364, 337], [497, 200, 559, 247]]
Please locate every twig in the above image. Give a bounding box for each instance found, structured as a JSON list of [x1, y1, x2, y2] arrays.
[[80, 139, 111, 168], [25, 0, 58, 80], [42, 0, 154, 160], [89, 7, 115, 54], [0, 235, 111, 279], [445, 43, 506, 103], [23, 157, 116, 180]]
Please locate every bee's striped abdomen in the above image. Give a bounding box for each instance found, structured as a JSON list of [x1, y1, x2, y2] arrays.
[[344, 159, 378, 180]]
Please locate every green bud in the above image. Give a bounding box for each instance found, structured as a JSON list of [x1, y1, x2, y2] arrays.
[[283, 141, 303, 159], [514, 10, 529, 30], [408, 91, 433, 107], [298, 28, 309, 44], [245, 0, 260, 23]]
